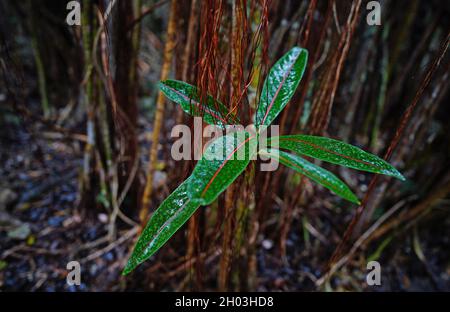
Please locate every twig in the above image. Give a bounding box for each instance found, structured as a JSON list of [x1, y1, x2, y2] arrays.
[[325, 31, 450, 279], [80, 227, 139, 263], [127, 0, 169, 32]]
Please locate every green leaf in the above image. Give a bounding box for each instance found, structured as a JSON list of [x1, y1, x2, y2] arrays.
[[256, 46, 308, 127], [268, 135, 405, 180], [260, 149, 360, 204], [188, 131, 257, 205], [123, 132, 256, 275], [123, 176, 202, 275], [159, 79, 238, 126]]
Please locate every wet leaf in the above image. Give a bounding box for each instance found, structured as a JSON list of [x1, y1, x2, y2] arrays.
[[260, 149, 360, 204], [256, 47, 308, 127], [159, 80, 238, 126], [188, 131, 257, 205], [123, 131, 257, 274], [123, 177, 203, 275], [269, 135, 405, 180]]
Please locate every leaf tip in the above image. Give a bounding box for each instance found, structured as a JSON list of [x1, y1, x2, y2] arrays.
[[290, 46, 309, 58], [290, 46, 302, 53], [343, 187, 360, 205], [348, 194, 361, 205], [396, 170, 406, 181], [386, 167, 406, 181], [122, 257, 138, 276]]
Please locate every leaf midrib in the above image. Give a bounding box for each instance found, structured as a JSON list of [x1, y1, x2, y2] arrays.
[[201, 135, 255, 198], [278, 137, 380, 169], [145, 197, 192, 252], [260, 58, 297, 125]]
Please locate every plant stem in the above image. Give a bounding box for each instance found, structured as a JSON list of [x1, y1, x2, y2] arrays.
[[29, 1, 49, 118], [140, 0, 178, 224]]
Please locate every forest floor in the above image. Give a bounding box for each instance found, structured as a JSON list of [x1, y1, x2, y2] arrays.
[[1, 118, 449, 291]]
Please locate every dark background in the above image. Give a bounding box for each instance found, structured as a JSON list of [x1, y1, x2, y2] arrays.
[[0, 0, 449, 291]]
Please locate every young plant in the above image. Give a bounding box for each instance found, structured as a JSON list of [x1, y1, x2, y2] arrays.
[[123, 47, 405, 275]]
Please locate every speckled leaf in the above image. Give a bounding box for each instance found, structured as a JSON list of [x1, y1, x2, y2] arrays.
[[268, 135, 405, 180], [188, 131, 257, 205], [159, 80, 238, 126], [261, 149, 360, 204], [123, 176, 202, 275], [256, 47, 308, 127]]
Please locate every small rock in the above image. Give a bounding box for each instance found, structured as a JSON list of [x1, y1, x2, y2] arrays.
[[48, 216, 64, 227], [98, 213, 108, 223], [0, 210, 23, 227], [0, 189, 18, 210], [7, 223, 31, 240], [262, 239, 274, 250]]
